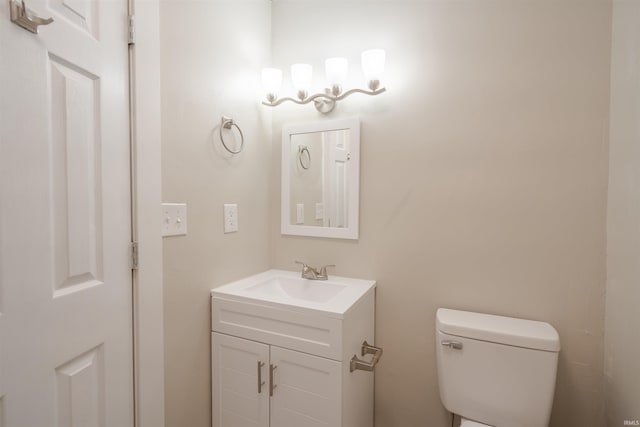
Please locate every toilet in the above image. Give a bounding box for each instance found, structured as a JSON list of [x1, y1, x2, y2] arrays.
[[435, 308, 560, 427]]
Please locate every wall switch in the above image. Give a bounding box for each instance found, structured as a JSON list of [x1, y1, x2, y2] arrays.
[[162, 203, 188, 237], [223, 204, 238, 233], [315, 203, 324, 220], [296, 203, 304, 224]]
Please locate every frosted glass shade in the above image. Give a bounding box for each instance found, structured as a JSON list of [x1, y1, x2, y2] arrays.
[[291, 64, 313, 92], [325, 57, 348, 87], [361, 49, 386, 82], [261, 68, 283, 96]]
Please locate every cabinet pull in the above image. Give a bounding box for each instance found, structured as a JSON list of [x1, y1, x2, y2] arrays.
[[269, 364, 277, 396], [350, 340, 383, 372], [257, 361, 265, 393]]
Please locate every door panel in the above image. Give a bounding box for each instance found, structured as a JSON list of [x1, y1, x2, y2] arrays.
[[212, 333, 270, 427], [0, 0, 133, 424], [55, 345, 104, 427], [49, 0, 99, 38], [50, 54, 103, 294], [270, 346, 341, 427]]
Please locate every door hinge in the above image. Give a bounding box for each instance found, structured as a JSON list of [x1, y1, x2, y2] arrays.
[[130, 241, 139, 270], [128, 14, 135, 45]]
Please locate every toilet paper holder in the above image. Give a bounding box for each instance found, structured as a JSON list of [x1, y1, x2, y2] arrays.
[[350, 340, 383, 372]]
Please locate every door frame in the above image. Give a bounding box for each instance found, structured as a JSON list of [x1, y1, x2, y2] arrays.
[[129, 0, 165, 425]]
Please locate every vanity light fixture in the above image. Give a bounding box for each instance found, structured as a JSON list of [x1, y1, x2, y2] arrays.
[[261, 49, 386, 114]]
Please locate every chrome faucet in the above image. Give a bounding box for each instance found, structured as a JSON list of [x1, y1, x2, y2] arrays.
[[295, 261, 335, 280]]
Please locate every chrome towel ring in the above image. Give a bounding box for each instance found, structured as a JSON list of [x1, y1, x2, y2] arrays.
[[298, 145, 311, 170], [219, 116, 244, 154]]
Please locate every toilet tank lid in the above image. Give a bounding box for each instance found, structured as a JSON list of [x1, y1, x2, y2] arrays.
[[436, 308, 560, 352]]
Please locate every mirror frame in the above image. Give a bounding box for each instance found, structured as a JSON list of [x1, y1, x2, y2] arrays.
[[281, 117, 360, 239]]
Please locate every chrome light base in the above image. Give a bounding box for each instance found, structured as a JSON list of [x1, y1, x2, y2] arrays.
[[262, 83, 386, 114]]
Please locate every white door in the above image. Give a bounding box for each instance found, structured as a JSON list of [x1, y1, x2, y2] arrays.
[[322, 130, 349, 228], [0, 0, 133, 424], [212, 333, 270, 427], [270, 346, 342, 427]]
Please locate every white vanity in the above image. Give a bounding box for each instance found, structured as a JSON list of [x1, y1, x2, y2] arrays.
[[211, 269, 378, 427]]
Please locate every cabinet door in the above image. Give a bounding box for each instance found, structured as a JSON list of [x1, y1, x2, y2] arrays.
[[212, 333, 270, 427], [270, 346, 342, 427]]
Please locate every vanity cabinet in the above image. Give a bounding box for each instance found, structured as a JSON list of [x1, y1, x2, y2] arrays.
[[212, 332, 341, 427], [210, 270, 377, 427]]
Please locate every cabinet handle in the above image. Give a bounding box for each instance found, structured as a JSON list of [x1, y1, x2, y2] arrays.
[[269, 364, 277, 396], [257, 361, 265, 393]]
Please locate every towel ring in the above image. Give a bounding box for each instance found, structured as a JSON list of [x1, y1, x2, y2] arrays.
[[298, 145, 311, 170], [219, 116, 244, 154]]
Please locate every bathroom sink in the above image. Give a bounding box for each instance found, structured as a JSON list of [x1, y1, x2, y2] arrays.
[[245, 276, 347, 303], [211, 269, 375, 317], [211, 269, 376, 360]]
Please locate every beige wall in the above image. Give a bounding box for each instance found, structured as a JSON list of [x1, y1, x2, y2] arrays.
[[605, 0, 640, 425], [160, 1, 617, 426], [270, 1, 611, 426], [160, 1, 272, 426]]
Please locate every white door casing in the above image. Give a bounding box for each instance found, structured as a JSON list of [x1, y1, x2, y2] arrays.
[[0, 0, 134, 425]]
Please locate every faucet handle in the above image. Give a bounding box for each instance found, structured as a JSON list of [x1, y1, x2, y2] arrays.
[[295, 261, 318, 279], [317, 264, 336, 278]]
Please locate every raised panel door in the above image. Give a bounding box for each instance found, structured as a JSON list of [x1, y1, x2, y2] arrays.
[[0, 0, 133, 424], [270, 346, 342, 427], [212, 333, 270, 427]]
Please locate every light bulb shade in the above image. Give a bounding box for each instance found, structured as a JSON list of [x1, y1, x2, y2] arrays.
[[261, 67, 283, 96], [325, 57, 349, 87], [361, 49, 386, 82], [291, 64, 313, 92]]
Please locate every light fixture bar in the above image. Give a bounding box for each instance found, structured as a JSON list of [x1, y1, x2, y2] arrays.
[[261, 86, 386, 114], [261, 50, 386, 114]]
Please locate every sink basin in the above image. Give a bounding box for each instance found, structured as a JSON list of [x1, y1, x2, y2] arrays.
[[211, 269, 375, 317], [245, 276, 347, 303]]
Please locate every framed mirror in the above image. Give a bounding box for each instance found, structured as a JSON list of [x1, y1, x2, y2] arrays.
[[281, 118, 360, 239]]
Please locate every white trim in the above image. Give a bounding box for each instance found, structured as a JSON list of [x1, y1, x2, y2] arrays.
[[131, 0, 165, 425]]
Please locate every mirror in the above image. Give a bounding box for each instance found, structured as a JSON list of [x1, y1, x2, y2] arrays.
[[281, 118, 360, 239]]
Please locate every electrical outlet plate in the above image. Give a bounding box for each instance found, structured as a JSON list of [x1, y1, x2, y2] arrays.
[[224, 204, 238, 233], [296, 203, 304, 224], [162, 203, 188, 237]]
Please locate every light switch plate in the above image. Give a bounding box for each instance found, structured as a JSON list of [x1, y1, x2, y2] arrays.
[[224, 204, 238, 233], [162, 203, 188, 237]]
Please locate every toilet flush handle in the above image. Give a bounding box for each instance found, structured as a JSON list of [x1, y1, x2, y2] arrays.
[[441, 340, 463, 350]]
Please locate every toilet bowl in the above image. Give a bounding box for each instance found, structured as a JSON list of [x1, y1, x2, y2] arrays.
[[435, 308, 560, 427]]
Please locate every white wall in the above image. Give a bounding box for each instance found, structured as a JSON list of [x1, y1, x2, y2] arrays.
[[160, 1, 272, 426], [270, 1, 611, 426], [605, 0, 640, 424]]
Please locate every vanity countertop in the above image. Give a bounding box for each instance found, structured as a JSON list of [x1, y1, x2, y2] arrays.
[[211, 269, 376, 318]]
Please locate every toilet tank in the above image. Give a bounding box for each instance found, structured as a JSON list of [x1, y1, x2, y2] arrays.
[[435, 309, 560, 427]]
